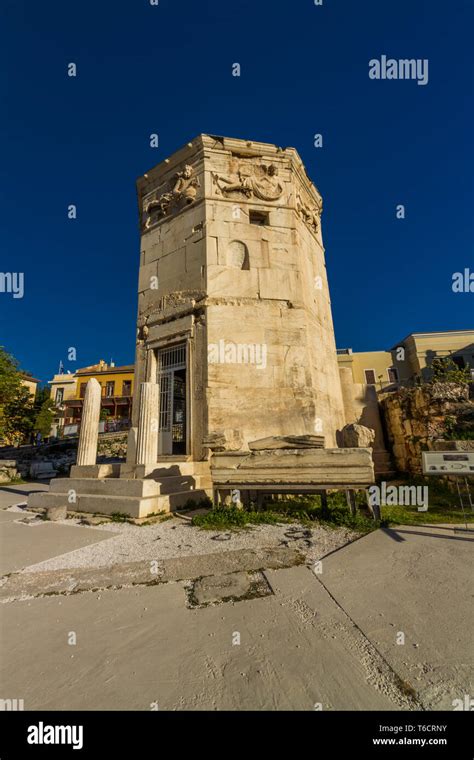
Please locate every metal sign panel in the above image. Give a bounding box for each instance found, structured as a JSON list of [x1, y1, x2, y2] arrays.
[[422, 451, 474, 475]]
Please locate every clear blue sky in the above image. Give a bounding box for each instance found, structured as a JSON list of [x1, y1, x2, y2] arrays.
[[1, 0, 473, 384]]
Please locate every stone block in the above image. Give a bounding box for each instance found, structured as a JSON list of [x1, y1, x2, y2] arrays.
[[46, 505, 67, 521], [207, 266, 259, 299], [258, 268, 301, 301], [340, 423, 376, 448], [138, 261, 158, 293]]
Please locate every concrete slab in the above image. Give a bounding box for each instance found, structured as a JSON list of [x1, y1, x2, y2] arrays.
[[0, 547, 303, 601], [191, 571, 271, 606], [0, 567, 409, 710], [0, 520, 113, 575], [320, 524, 474, 710]]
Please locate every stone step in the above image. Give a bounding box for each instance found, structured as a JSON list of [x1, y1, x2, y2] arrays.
[[50, 478, 161, 498], [150, 461, 211, 476], [28, 488, 211, 519], [70, 464, 121, 479], [372, 450, 396, 476], [50, 475, 212, 497], [127, 461, 211, 479], [151, 474, 213, 493]]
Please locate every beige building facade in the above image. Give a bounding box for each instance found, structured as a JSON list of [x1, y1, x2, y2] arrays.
[[338, 330, 474, 389], [389, 330, 474, 382]]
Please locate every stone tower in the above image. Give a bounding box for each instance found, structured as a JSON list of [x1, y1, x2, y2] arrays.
[[132, 134, 346, 461]]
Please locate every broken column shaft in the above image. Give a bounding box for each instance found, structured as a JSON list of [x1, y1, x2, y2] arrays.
[[135, 381, 159, 465], [76, 378, 101, 466]]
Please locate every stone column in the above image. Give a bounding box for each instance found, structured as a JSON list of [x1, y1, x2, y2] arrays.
[[136, 382, 159, 465], [76, 378, 101, 466]]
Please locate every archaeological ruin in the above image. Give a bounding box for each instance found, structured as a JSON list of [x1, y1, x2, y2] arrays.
[[29, 135, 381, 519]]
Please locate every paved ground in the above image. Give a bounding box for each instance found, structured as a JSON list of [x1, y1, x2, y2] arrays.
[[0, 483, 112, 575], [0, 482, 48, 509], [0, 511, 110, 575], [1, 567, 412, 711], [320, 523, 474, 710], [0, 484, 472, 711]]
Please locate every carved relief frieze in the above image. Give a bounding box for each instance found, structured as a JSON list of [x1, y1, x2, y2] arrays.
[[296, 192, 322, 234], [212, 158, 284, 202], [142, 164, 200, 231], [136, 322, 149, 345]]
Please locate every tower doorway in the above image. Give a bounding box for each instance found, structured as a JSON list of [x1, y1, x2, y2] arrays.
[[157, 343, 187, 456]]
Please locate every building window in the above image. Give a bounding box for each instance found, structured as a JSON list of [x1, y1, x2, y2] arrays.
[[55, 388, 64, 404], [387, 367, 399, 383], [79, 383, 87, 398], [122, 380, 132, 397], [249, 210, 269, 226], [105, 381, 115, 397], [364, 369, 376, 385]]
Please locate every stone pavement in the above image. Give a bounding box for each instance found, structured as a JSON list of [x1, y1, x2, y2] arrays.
[[0, 483, 110, 575], [0, 566, 411, 711], [0, 482, 48, 510], [320, 522, 474, 710], [0, 484, 471, 711]]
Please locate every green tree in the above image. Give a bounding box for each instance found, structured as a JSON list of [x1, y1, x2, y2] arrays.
[[33, 398, 55, 438], [0, 346, 22, 406], [0, 347, 35, 444], [34, 386, 51, 408], [430, 357, 472, 384], [3, 388, 35, 445]]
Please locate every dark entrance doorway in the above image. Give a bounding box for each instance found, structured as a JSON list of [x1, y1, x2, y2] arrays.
[[157, 343, 187, 456]]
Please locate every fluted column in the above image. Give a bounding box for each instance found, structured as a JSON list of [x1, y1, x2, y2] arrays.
[[76, 378, 101, 466], [136, 381, 159, 465]]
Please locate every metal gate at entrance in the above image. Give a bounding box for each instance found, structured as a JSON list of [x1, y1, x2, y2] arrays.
[[157, 343, 187, 456]]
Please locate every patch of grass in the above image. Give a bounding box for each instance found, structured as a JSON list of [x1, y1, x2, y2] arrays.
[[109, 512, 132, 523], [263, 493, 377, 533], [380, 502, 468, 526], [137, 512, 173, 526], [192, 507, 285, 530], [192, 492, 377, 533], [192, 476, 471, 533], [379, 476, 471, 526]]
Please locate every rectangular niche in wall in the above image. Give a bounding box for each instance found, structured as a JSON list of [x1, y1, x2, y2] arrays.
[[249, 210, 269, 226]]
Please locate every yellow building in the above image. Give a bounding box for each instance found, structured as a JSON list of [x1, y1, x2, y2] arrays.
[[337, 349, 398, 388], [20, 373, 39, 397], [63, 360, 134, 435], [337, 329, 474, 389]]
